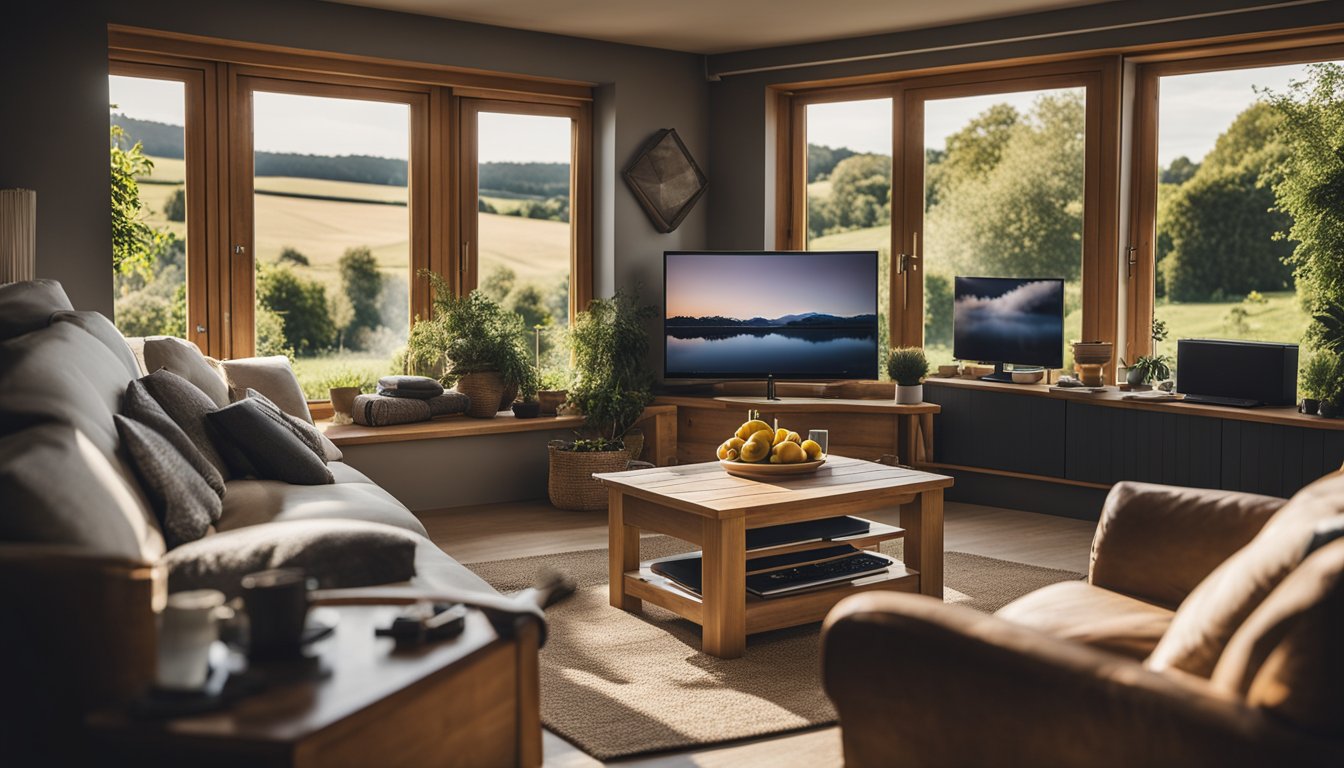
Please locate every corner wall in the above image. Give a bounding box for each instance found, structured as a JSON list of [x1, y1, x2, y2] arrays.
[[0, 0, 710, 316]]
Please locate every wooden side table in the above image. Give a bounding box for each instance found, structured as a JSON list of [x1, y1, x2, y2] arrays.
[[88, 607, 541, 768]]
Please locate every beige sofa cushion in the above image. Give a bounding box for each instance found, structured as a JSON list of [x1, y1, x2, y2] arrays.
[[997, 580, 1174, 660], [1213, 537, 1344, 737], [216, 463, 427, 537], [0, 423, 164, 562], [219, 355, 313, 424], [1147, 470, 1344, 677], [50, 310, 140, 379], [143, 336, 230, 408]]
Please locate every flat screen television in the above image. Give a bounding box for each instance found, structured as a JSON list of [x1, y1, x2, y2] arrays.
[[664, 251, 879, 385], [953, 276, 1065, 382]]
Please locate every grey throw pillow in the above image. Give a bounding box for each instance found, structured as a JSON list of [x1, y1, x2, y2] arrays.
[[115, 415, 221, 549], [207, 398, 334, 485], [139, 368, 238, 479], [50, 310, 141, 379], [244, 388, 327, 463], [122, 379, 225, 498], [143, 336, 231, 408], [163, 519, 418, 598]]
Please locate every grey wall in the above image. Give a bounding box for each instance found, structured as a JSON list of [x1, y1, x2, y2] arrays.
[[0, 0, 709, 316], [703, 0, 1344, 250]]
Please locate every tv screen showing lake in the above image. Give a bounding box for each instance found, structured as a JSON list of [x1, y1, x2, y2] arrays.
[[663, 251, 879, 378]]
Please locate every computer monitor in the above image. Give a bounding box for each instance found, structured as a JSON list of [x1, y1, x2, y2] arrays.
[[953, 276, 1065, 382]]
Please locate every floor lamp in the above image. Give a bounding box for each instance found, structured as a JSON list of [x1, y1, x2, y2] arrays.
[[1, 188, 37, 284]]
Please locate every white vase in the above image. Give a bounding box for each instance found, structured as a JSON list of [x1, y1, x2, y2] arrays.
[[896, 384, 923, 404]]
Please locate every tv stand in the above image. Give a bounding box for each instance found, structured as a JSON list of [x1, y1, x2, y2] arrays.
[[979, 363, 1014, 383], [765, 374, 780, 401]]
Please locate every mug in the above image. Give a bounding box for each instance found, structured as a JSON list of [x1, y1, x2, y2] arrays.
[[158, 589, 228, 690], [241, 568, 313, 662]]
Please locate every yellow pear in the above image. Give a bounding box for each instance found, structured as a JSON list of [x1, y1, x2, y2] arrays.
[[716, 436, 745, 460], [739, 436, 771, 463], [771, 428, 790, 446], [785, 431, 802, 444], [800, 439, 823, 461], [735, 419, 772, 441], [773, 441, 806, 464]]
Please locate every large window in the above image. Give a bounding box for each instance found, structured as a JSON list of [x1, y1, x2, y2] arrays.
[[108, 31, 592, 402], [1129, 50, 1344, 367], [779, 61, 1117, 373]]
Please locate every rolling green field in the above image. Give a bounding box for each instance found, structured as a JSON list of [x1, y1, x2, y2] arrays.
[[134, 156, 568, 394]]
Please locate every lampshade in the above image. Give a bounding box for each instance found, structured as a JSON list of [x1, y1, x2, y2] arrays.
[[0, 188, 37, 283]]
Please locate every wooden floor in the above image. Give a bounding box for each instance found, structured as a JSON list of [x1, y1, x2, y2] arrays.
[[419, 499, 1096, 767]]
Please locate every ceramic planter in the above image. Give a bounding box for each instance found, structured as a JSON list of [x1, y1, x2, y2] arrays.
[[895, 384, 923, 404], [328, 386, 360, 425]]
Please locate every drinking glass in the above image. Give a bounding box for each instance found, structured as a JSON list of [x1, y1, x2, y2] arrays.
[[807, 429, 829, 456], [158, 589, 227, 690]]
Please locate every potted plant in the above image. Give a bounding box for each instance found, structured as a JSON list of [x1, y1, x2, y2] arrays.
[[888, 347, 929, 404], [512, 364, 542, 419], [1299, 351, 1336, 415], [1121, 319, 1172, 387], [548, 291, 655, 511], [323, 371, 366, 425], [405, 271, 532, 419], [537, 368, 571, 417]]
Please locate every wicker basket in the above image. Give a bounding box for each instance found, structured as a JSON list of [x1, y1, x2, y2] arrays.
[[548, 443, 631, 511], [456, 371, 506, 418]]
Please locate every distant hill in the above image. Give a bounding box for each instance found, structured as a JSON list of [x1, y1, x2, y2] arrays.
[[111, 113, 569, 197], [666, 313, 877, 329]]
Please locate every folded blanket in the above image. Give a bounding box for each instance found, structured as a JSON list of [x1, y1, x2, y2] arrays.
[[376, 375, 445, 399], [353, 391, 471, 427]]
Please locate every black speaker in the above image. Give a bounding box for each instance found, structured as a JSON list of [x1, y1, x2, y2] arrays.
[[1176, 339, 1298, 407]]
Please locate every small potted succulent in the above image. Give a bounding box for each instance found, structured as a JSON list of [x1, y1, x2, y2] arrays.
[[888, 347, 929, 404], [512, 365, 542, 419]]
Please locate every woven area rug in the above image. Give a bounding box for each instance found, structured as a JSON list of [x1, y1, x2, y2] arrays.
[[467, 537, 1082, 760]]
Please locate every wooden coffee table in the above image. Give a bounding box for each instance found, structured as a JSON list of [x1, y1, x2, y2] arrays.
[[595, 456, 954, 659]]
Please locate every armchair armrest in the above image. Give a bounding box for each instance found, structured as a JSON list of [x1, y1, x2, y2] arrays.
[[822, 592, 1338, 768], [1089, 482, 1283, 608]]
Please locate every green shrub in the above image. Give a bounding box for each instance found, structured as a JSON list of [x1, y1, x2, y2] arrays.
[[256, 263, 334, 355], [405, 271, 533, 389], [568, 291, 655, 442], [887, 347, 929, 386]]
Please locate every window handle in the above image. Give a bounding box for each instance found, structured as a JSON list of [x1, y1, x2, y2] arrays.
[[195, 324, 206, 334]]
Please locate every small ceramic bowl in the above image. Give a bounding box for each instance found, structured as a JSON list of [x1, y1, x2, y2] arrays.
[[1011, 369, 1045, 384]]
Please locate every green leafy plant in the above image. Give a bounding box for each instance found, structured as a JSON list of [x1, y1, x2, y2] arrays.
[[566, 290, 655, 445], [1122, 319, 1173, 384], [405, 271, 534, 389], [110, 122, 174, 276], [1300, 351, 1342, 402], [1312, 303, 1344, 356], [886, 347, 929, 386]]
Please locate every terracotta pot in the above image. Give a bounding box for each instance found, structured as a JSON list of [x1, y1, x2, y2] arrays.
[[456, 371, 506, 418], [328, 387, 360, 425]]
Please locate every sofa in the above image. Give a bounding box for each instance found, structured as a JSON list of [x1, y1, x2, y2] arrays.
[[822, 470, 1344, 767], [0, 280, 526, 760]]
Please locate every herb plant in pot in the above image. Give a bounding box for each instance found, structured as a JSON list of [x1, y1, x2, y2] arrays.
[[548, 291, 655, 511], [512, 365, 542, 419], [888, 347, 929, 404], [405, 271, 532, 419], [537, 368, 570, 417]]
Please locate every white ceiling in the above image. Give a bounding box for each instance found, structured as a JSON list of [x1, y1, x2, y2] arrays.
[[325, 0, 1115, 54]]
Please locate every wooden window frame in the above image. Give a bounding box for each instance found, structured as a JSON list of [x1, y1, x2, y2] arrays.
[[108, 27, 595, 392], [776, 58, 1122, 364], [457, 98, 594, 325], [1125, 38, 1344, 361]]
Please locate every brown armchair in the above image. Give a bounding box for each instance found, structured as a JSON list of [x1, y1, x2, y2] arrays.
[[823, 472, 1344, 767]]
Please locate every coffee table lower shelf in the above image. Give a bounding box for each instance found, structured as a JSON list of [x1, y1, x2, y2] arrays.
[[624, 561, 920, 635]]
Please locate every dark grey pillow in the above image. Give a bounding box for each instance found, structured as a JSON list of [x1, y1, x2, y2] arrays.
[[139, 368, 235, 479], [244, 388, 326, 463], [122, 379, 225, 498], [207, 398, 334, 485], [162, 519, 418, 598], [377, 375, 445, 399], [115, 415, 221, 549]]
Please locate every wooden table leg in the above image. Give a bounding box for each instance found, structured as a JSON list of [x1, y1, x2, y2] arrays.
[[901, 414, 918, 467], [608, 490, 641, 611], [901, 488, 944, 598], [700, 515, 746, 659], [919, 412, 935, 464]]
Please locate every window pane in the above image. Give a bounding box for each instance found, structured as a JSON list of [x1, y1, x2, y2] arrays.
[[251, 92, 410, 399], [1153, 64, 1329, 365], [804, 99, 892, 366], [474, 112, 572, 371], [921, 87, 1086, 370], [110, 75, 188, 339]]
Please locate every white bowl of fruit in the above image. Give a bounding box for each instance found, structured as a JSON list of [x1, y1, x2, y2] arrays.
[[716, 418, 826, 477]]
